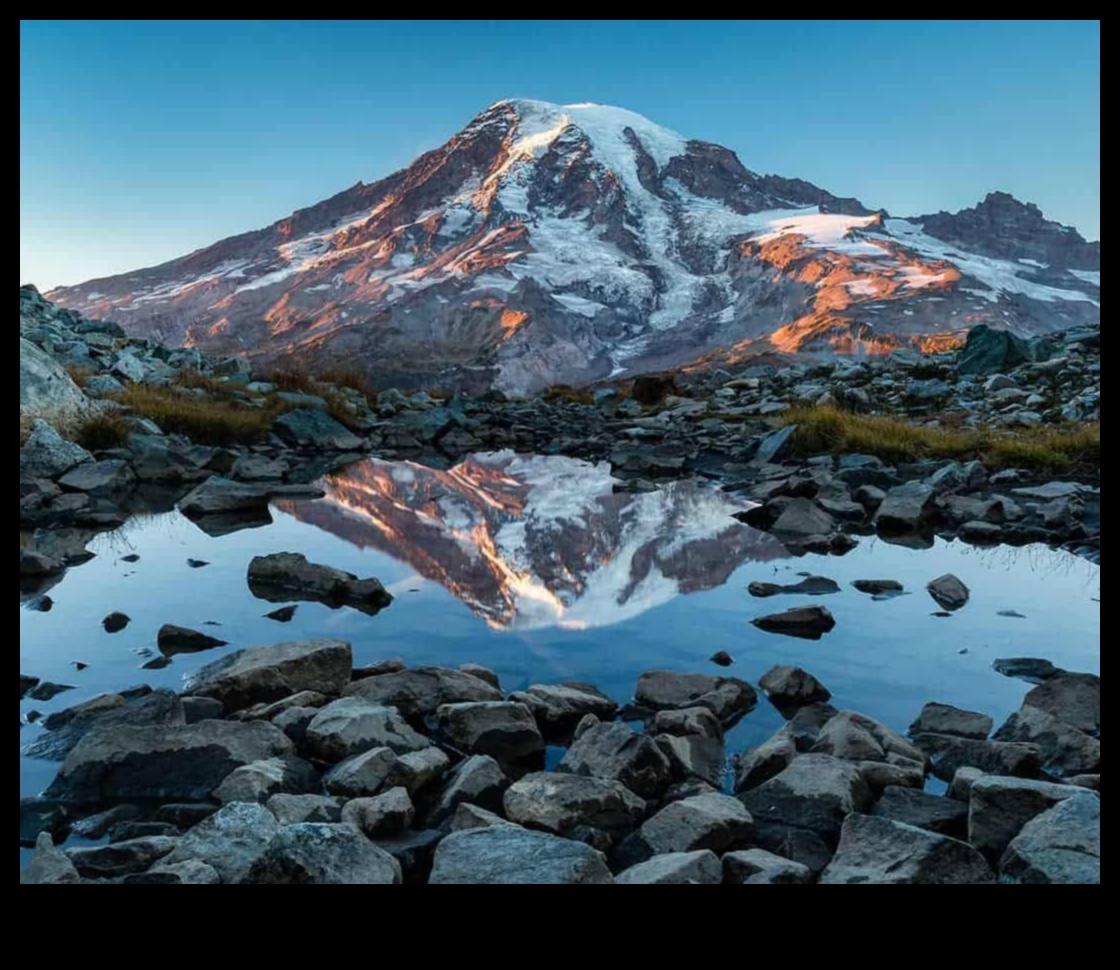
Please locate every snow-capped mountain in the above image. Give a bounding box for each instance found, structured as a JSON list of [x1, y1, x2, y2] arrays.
[[278, 453, 786, 630], [48, 100, 1100, 393]]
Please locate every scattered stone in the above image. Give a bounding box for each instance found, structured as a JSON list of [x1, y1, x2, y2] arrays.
[[385, 747, 452, 797], [635, 671, 757, 725], [968, 775, 1090, 861], [749, 576, 840, 598], [102, 612, 131, 634], [343, 666, 502, 721], [427, 755, 509, 827], [754, 425, 797, 463], [504, 773, 645, 840], [710, 651, 734, 668], [872, 786, 969, 838], [852, 579, 904, 596], [58, 459, 136, 497], [158, 624, 228, 655], [820, 815, 993, 885], [324, 747, 399, 798], [430, 827, 613, 885], [734, 730, 797, 794], [1000, 794, 1100, 885], [306, 698, 431, 762], [20, 674, 40, 700], [617, 851, 723, 885], [759, 665, 832, 715], [341, 788, 416, 839], [723, 849, 812, 886], [909, 702, 993, 741], [264, 606, 298, 623], [248, 553, 393, 615], [752, 606, 836, 640], [927, 574, 971, 612], [813, 711, 927, 768], [187, 559, 210, 569], [273, 409, 364, 451], [911, 734, 1042, 783], [876, 483, 938, 532], [20, 549, 63, 579], [615, 793, 754, 869], [163, 802, 280, 884], [213, 756, 319, 805], [265, 794, 341, 826], [435, 702, 544, 770], [559, 722, 673, 799], [246, 823, 402, 885], [772, 499, 837, 538]]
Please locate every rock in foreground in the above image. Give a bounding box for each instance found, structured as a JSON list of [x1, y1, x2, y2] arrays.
[[429, 827, 614, 885]]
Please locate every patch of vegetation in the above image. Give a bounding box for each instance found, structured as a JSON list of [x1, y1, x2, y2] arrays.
[[783, 406, 1100, 474], [20, 416, 33, 447], [112, 385, 281, 446], [316, 366, 378, 403], [173, 369, 233, 395], [256, 367, 319, 396], [65, 365, 94, 388], [73, 410, 133, 452], [544, 384, 595, 406]]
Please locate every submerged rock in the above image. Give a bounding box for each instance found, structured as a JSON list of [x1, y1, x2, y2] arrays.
[[157, 624, 228, 656], [926, 574, 971, 612], [247, 552, 393, 615], [752, 606, 836, 640]]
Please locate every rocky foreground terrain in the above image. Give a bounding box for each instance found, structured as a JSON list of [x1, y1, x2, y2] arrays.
[[20, 286, 1100, 884]]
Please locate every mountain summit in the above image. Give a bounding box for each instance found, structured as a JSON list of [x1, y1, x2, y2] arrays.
[[48, 99, 1100, 393]]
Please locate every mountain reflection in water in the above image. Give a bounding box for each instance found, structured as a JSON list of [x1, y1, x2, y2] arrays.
[[279, 453, 787, 630]]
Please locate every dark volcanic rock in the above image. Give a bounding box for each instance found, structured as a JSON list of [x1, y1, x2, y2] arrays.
[[248, 552, 393, 615], [752, 606, 836, 640]]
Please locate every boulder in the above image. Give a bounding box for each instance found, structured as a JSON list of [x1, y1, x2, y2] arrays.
[[305, 698, 430, 762], [1000, 794, 1100, 885], [912, 734, 1042, 783], [341, 788, 415, 839], [820, 815, 993, 885], [20, 339, 88, 417], [234, 691, 328, 722], [19, 548, 63, 578], [926, 574, 971, 612], [265, 794, 342, 826], [178, 477, 273, 516], [385, 747, 452, 797], [184, 639, 352, 712], [20, 419, 91, 480], [957, 324, 1045, 376], [157, 624, 228, 656], [949, 767, 985, 802], [738, 754, 874, 874], [426, 755, 509, 827], [558, 722, 673, 799], [631, 373, 678, 406], [343, 667, 502, 721], [656, 733, 727, 787], [635, 671, 757, 725], [162, 802, 280, 884], [58, 460, 136, 497], [872, 786, 969, 838], [434, 702, 544, 771], [752, 606, 836, 640], [247, 553, 392, 615], [127, 861, 222, 885], [723, 849, 812, 885], [968, 776, 1089, 861], [504, 773, 646, 839], [459, 664, 501, 689], [272, 707, 318, 745], [429, 827, 613, 885], [653, 707, 724, 741], [246, 823, 402, 884], [1023, 672, 1099, 735], [875, 483, 938, 532], [772, 499, 837, 538], [373, 830, 444, 884], [20, 674, 40, 700], [45, 720, 294, 805], [27, 833, 81, 885], [66, 837, 177, 879], [213, 756, 319, 805], [734, 730, 797, 794], [754, 424, 797, 463], [615, 794, 755, 869], [759, 666, 832, 715], [994, 706, 1100, 777], [812, 711, 927, 767], [451, 805, 516, 833], [272, 409, 364, 451], [909, 702, 992, 741], [323, 747, 399, 798], [617, 851, 723, 886], [507, 684, 618, 739]]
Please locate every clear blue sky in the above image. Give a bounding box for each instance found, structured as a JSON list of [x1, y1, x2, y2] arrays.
[[20, 20, 1100, 290]]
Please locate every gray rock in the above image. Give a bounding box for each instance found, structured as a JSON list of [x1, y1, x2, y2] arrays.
[[653, 707, 724, 741], [616, 793, 754, 869], [434, 702, 544, 770], [1023, 672, 1099, 735], [752, 606, 836, 640], [927, 574, 971, 611], [157, 624, 228, 656], [559, 722, 673, 799], [427, 755, 509, 827], [949, 767, 985, 802], [272, 409, 364, 451], [912, 733, 1042, 783], [755, 425, 797, 463], [324, 747, 399, 798], [231, 454, 289, 482], [373, 829, 444, 884], [385, 747, 452, 796], [723, 849, 812, 885], [58, 459, 136, 497], [20, 339, 89, 417], [759, 665, 832, 714], [812, 711, 927, 767], [343, 666, 502, 721], [178, 477, 274, 516], [163, 802, 280, 884], [909, 702, 992, 741], [430, 827, 613, 885], [459, 664, 501, 690], [20, 420, 92, 480], [617, 851, 723, 885], [130, 860, 222, 885], [27, 833, 81, 885], [872, 786, 969, 838], [772, 498, 837, 538], [507, 684, 618, 739], [994, 705, 1100, 777], [235, 691, 329, 722], [968, 775, 1089, 861], [306, 698, 430, 762], [45, 720, 293, 805], [734, 729, 797, 794], [504, 772, 645, 839], [246, 823, 402, 884], [820, 815, 993, 885], [184, 639, 352, 712], [247, 553, 392, 615], [20, 674, 40, 701], [182, 696, 223, 725], [1000, 794, 1100, 885], [213, 756, 319, 805], [656, 733, 727, 787], [876, 483, 938, 532], [635, 671, 757, 725], [66, 837, 177, 879], [272, 707, 318, 746], [341, 788, 415, 839], [738, 754, 874, 874], [450, 804, 516, 832], [993, 658, 1061, 685], [20, 548, 64, 578], [266, 794, 342, 826]]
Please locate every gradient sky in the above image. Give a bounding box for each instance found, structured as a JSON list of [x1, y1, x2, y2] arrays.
[[20, 20, 1100, 290]]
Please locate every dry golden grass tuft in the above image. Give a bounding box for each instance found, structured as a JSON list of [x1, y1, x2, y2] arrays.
[[112, 385, 281, 446], [73, 410, 134, 451]]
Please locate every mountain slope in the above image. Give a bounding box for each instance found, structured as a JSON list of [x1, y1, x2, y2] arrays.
[[48, 100, 1100, 393]]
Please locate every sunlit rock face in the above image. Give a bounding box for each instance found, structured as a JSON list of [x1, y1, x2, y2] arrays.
[[49, 101, 1099, 393], [280, 454, 787, 630]]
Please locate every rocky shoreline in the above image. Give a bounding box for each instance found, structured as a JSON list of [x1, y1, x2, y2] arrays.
[[21, 637, 1099, 884]]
